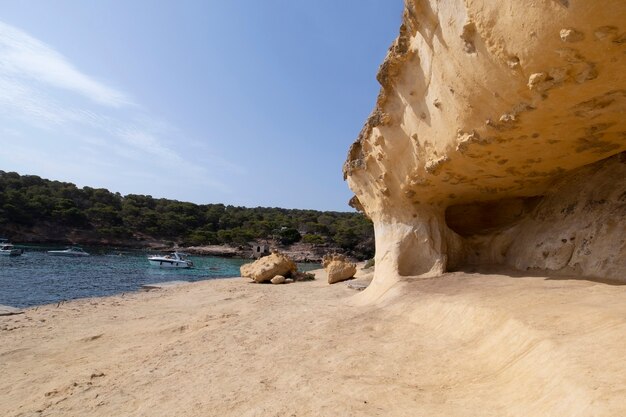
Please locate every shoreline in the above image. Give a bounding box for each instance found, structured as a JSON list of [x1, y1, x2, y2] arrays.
[[9, 242, 344, 263], [1, 268, 625, 416], [0, 250, 324, 310]]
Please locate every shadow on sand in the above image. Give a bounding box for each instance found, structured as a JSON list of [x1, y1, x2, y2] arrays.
[[452, 264, 626, 286]]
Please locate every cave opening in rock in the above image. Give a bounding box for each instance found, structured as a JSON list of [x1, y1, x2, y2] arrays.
[[445, 196, 543, 237]]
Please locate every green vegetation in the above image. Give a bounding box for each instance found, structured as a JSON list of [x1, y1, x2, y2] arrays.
[[364, 258, 375, 269], [0, 171, 374, 258]]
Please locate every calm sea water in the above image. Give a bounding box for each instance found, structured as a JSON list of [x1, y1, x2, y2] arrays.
[[0, 246, 319, 308]]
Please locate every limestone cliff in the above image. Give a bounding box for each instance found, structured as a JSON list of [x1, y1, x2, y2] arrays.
[[345, 0, 626, 288]]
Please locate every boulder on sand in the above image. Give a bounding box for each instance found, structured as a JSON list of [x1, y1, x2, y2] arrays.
[[321, 253, 350, 268], [240, 253, 297, 283], [271, 275, 286, 285], [326, 261, 357, 284], [323, 253, 356, 284]]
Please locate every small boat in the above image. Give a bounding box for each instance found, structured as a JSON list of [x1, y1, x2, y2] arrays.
[[47, 246, 90, 257], [0, 239, 23, 256], [148, 252, 194, 268]]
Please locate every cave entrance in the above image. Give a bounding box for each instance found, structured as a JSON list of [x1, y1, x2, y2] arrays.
[[445, 196, 543, 237]]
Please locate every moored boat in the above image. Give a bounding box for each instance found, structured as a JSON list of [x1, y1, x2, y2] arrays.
[[148, 252, 193, 268], [0, 239, 23, 256], [47, 246, 90, 257]]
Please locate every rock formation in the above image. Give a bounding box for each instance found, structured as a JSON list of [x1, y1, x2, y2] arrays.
[[322, 253, 357, 284], [327, 261, 357, 284], [240, 253, 297, 283], [345, 0, 626, 290]]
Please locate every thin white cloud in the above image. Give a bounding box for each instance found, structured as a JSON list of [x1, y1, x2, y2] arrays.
[[0, 21, 130, 107], [117, 128, 177, 159], [0, 76, 71, 126], [0, 20, 242, 199]]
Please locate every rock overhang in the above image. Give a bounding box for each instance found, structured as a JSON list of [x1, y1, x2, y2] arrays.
[[345, 0, 626, 287]]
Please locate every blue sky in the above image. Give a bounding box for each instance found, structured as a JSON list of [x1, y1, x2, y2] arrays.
[[0, 1, 402, 211]]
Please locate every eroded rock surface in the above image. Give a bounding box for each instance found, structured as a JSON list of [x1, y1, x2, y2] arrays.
[[240, 253, 297, 283], [326, 261, 357, 285], [322, 253, 357, 284], [345, 0, 626, 288]]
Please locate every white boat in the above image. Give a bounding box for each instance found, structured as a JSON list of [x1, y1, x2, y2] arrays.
[[148, 252, 194, 268], [0, 239, 23, 256], [47, 246, 90, 257]]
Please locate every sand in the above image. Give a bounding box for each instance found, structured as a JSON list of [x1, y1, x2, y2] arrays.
[[1, 267, 625, 416]]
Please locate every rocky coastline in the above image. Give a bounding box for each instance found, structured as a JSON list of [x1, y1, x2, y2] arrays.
[[4, 230, 345, 263], [173, 242, 345, 263], [2, 224, 361, 263]]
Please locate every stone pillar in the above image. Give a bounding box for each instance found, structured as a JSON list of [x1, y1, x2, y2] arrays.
[[364, 205, 462, 296]]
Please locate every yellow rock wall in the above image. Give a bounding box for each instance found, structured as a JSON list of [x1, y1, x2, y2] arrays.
[[345, 0, 626, 287]]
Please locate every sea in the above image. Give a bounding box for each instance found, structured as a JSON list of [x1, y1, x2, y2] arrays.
[[0, 246, 320, 308]]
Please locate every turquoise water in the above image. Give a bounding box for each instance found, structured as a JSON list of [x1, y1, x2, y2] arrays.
[[0, 247, 319, 308]]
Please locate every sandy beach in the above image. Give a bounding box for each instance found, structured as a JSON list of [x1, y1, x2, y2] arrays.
[[1, 0, 624, 415], [1, 268, 625, 416]]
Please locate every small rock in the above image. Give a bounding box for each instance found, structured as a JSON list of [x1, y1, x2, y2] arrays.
[[271, 275, 286, 285], [507, 56, 520, 69], [528, 72, 547, 88], [499, 113, 516, 123], [527, 72, 552, 92]]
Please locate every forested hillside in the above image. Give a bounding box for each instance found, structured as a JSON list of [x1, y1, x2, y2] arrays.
[[0, 171, 374, 257]]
